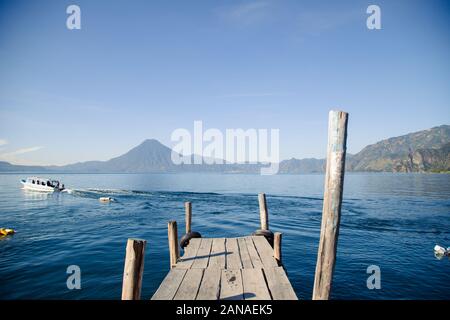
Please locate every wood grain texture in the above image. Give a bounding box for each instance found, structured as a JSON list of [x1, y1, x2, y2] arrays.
[[226, 238, 242, 269], [220, 269, 243, 300], [244, 236, 264, 269], [151, 268, 187, 300], [121, 238, 146, 300], [238, 237, 253, 268], [313, 110, 348, 300], [252, 236, 278, 268], [264, 267, 298, 300], [168, 221, 179, 269], [185, 202, 192, 234], [150, 236, 298, 301], [196, 268, 221, 300], [173, 269, 204, 300], [258, 193, 269, 230], [208, 238, 226, 269], [273, 232, 282, 265], [176, 238, 201, 269], [242, 268, 271, 300], [192, 238, 213, 269]]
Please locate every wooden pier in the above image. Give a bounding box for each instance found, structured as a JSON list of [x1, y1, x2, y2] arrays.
[[121, 110, 349, 301], [152, 235, 297, 300], [152, 192, 297, 300]]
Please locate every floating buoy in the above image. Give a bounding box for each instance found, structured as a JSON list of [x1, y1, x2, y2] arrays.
[[99, 197, 114, 203], [434, 244, 449, 259], [0, 228, 15, 236]]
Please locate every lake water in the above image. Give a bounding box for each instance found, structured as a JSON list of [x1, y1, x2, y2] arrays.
[[0, 173, 449, 300]]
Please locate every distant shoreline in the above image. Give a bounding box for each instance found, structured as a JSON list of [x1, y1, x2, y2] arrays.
[[1, 125, 448, 174], [0, 171, 448, 175]]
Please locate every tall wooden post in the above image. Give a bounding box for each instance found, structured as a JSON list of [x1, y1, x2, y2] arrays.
[[185, 202, 192, 234], [313, 110, 348, 300], [274, 232, 282, 264], [121, 238, 146, 300], [258, 193, 269, 230], [168, 220, 179, 268]]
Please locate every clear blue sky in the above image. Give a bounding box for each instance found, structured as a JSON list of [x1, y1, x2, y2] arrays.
[[0, 0, 449, 165]]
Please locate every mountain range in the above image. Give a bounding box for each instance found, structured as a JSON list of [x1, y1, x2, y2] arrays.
[[1, 125, 449, 174], [346, 125, 450, 172]]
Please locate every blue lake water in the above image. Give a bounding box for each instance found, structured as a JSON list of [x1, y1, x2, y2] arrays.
[[0, 173, 449, 299]]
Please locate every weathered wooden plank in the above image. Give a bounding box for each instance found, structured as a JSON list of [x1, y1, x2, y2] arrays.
[[151, 269, 187, 300], [238, 238, 253, 269], [173, 269, 204, 300], [258, 193, 269, 230], [226, 238, 242, 269], [273, 232, 282, 264], [168, 221, 179, 268], [220, 269, 243, 300], [244, 236, 263, 268], [176, 238, 201, 269], [313, 110, 348, 300], [252, 236, 278, 268], [208, 238, 226, 269], [121, 238, 146, 300], [241, 268, 271, 300], [196, 268, 221, 300], [192, 238, 213, 269], [185, 202, 192, 233], [153, 237, 297, 301], [263, 267, 298, 300]]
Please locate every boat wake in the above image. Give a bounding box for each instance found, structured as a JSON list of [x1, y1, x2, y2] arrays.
[[67, 188, 128, 200], [65, 188, 226, 203]]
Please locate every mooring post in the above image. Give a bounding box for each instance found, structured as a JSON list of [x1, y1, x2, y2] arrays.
[[258, 193, 269, 230], [274, 232, 282, 264], [185, 202, 192, 234], [312, 110, 348, 300], [168, 220, 179, 268], [121, 238, 146, 300]]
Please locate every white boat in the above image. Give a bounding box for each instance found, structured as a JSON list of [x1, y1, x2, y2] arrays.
[[20, 177, 66, 192]]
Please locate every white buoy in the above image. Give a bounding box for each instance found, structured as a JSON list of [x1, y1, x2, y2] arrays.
[[434, 245, 449, 260], [434, 245, 446, 255], [99, 197, 114, 203]]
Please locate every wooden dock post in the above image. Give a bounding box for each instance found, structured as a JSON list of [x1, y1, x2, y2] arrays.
[[185, 202, 192, 234], [168, 220, 179, 268], [274, 232, 282, 264], [121, 238, 146, 300], [312, 110, 348, 300], [258, 193, 269, 230]]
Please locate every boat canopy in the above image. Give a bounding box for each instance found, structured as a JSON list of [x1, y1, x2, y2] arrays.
[[26, 177, 61, 187]]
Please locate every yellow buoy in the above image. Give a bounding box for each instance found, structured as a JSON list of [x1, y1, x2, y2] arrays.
[[0, 228, 15, 236]]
